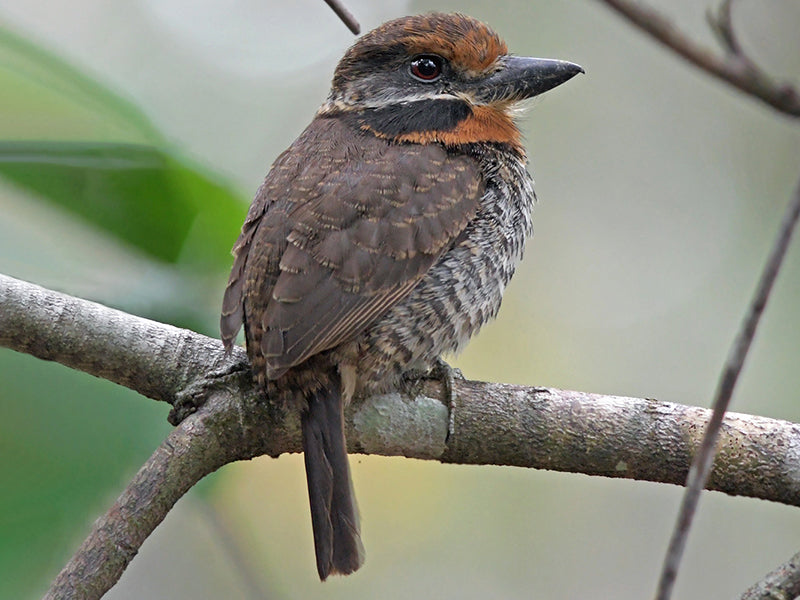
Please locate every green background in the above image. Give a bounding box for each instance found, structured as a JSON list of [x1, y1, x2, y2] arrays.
[[1, 1, 799, 598]]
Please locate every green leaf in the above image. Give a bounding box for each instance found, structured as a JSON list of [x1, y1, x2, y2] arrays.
[[0, 350, 173, 600], [0, 23, 248, 268], [0, 141, 246, 266], [0, 24, 162, 143]]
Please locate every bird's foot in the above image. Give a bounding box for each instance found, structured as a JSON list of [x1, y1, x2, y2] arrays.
[[399, 358, 463, 416], [168, 359, 250, 425], [428, 357, 463, 406], [400, 355, 462, 396], [428, 358, 463, 440]]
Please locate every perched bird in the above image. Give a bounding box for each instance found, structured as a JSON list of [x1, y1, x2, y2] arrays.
[[221, 12, 582, 580]]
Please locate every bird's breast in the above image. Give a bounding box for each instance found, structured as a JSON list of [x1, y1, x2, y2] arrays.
[[349, 142, 534, 391]]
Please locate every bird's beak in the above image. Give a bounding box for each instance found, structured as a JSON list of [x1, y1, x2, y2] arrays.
[[473, 56, 584, 104]]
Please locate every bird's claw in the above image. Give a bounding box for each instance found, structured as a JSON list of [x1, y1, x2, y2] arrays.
[[429, 357, 463, 405]]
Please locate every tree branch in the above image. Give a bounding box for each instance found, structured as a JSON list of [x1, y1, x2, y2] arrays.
[[43, 386, 256, 600], [322, 0, 360, 35], [597, 0, 800, 116], [0, 271, 243, 423], [3, 272, 800, 598], [740, 550, 800, 600]]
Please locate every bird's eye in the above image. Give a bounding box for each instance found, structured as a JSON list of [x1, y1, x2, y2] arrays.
[[409, 55, 443, 82]]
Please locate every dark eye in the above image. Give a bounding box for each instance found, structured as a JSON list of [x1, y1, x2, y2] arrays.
[[409, 55, 443, 82]]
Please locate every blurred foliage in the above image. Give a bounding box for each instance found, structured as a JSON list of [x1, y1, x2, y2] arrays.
[[0, 26, 246, 269], [0, 141, 243, 266], [0, 20, 247, 599], [0, 24, 160, 143], [0, 352, 171, 600]]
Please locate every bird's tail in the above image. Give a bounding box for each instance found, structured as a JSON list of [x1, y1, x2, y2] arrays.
[[301, 377, 365, 580]]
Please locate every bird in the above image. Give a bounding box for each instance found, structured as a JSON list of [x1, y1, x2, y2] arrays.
[[220, 12, 582, 580]]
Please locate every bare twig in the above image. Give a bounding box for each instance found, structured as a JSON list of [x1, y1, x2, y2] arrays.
[[740, 549, 800, 600], [706, 0, 744, 58], [655, 175, 800, 600], [3, 274, 800, 597], [598, 0, 800, 116], [322, 0, 360, 35]]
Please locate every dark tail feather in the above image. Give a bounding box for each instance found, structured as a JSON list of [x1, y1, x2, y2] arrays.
[[301, 379, 365, 580]]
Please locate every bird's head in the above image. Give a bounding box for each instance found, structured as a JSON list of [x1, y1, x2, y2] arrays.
[[320, 13, 583, 152]]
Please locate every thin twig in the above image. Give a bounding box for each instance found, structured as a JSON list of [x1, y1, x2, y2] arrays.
[[322, 0, 360, 35], [706, 0, 744, 58], [740, 549, 800, 600], [598, 0, 800, 116], [655, 175, 800, 600]]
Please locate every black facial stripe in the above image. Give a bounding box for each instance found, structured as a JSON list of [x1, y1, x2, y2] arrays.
[[352, 99, 472, 137]]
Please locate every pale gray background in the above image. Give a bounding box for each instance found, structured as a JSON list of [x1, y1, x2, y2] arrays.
[[1, 0, 799, 598]]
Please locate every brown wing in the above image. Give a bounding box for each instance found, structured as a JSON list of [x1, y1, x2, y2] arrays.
[[221, 116, 483, 381], [220, 168, 287, 351]]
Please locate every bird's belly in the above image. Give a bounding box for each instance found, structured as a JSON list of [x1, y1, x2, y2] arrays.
[[353, 169, 534, 392]]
